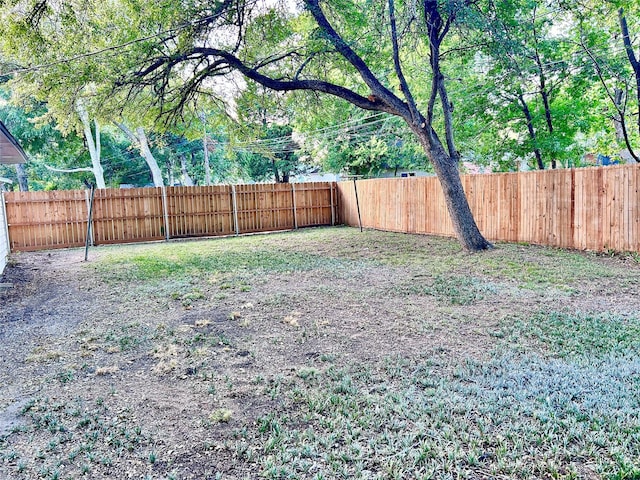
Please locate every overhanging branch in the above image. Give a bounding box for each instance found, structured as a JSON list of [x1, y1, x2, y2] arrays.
[[45, 164, 94, 173]]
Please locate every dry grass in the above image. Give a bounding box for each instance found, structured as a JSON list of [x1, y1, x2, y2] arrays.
[[1, 227, 639, 479]]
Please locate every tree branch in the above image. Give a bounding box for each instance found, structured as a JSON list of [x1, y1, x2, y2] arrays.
[[303, 0, 408, 115], [115, 122, 138, 144], [619, 8, 639, 71], [45, 164, 94, 173], [135, 47, 396, 114], [388, 0, 420, 123]]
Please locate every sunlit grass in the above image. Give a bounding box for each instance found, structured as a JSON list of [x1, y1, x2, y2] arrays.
[[93, 229, 363, 284]]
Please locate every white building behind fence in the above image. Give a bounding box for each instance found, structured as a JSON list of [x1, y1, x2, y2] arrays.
[[0, 121, 28, 275]]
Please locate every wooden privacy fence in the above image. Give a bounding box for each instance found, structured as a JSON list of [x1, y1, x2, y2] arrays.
[[337, 164, 640, 253], [4, 182, 336, 251]]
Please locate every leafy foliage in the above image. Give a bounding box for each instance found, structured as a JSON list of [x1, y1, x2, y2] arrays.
[[0, 0, 639, 194]]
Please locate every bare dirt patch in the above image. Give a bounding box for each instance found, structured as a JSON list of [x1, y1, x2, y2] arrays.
[[1, 227, 639, 479]]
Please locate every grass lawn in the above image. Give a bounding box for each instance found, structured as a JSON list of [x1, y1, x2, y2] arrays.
[[1, 226, 639, 479]]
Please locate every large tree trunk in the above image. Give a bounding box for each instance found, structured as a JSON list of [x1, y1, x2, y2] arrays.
[[619, 8, 640, 136], [136, 127, 164, 187], [413, 126, 492, 251], [76, 102, 106, 188], [15, 164, 28, 192], [116, 123, 164, 187], [179, 154, 195, 186]]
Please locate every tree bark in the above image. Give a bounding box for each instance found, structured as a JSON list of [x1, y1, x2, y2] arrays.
[[271, 159, 281, 183], [136, 127, 164, 187], [518, 93, 544, 170], [200, 112, 212, 185], [179, 154, 195, 186], [412, 124, 491, 251], [116, 123, 164, 187], [539, 80, 556, 169], [613, 88, 625, 141], [203, 134, 212, 185], [76, 101, 106, 188], [15, 164, 28, 192], [619, 8, 640, 135]]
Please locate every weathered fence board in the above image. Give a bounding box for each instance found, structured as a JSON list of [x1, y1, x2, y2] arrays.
[[4, 182, 336, 251], [337, 164, 640, 253]]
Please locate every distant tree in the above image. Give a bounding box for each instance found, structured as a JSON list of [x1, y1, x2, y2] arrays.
[[236, 125, 301, 183]]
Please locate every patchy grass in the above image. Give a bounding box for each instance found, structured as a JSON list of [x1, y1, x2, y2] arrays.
[[95, 235, 359, 283], [226, 356, 640, 479], [502, 311, 640, 359], [2, 226, 640, 479], [227, 354, 640, 479]]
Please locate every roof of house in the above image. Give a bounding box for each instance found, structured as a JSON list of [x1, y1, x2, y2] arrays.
[[0, 121, 28, 164]]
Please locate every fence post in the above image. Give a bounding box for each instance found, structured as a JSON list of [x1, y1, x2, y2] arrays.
[[84, 185, 96, 261], [330, 182, 335, 226], [161, 186, 170, 241], [231, 184, 240, 236], [291, 183, 298, 229]]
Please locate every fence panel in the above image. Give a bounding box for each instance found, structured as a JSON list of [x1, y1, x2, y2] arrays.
[[92, 188, 165, 244], [294, 182, 335, 228], [5, 182, 336, 252], [234, 183, 294, 233], [4, 190, 87, 251], [166, 185, 234, 238], [337, 164, 640, 253]]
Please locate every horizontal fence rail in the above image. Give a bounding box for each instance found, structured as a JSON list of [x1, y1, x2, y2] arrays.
[[337, 164, 640, 253], [4, 182, 336, 252]]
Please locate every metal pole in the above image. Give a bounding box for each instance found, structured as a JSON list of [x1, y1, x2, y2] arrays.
[[291, 183, 298, 229], [231, 184, 240, 236], [353, 177, 363, 232], [84, 185, 96, 262], [161, 186, 170, 241], [83, 189, 93, 246]]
